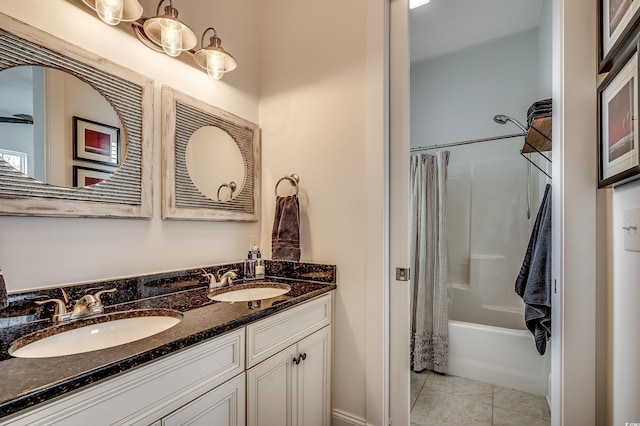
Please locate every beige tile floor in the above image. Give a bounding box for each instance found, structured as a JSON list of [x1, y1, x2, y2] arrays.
[[411, 371, 551, 426]]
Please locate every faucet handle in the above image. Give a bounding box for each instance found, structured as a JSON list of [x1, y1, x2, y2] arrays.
[[93, 288, 117, 306], [35, 299, 70, 322]]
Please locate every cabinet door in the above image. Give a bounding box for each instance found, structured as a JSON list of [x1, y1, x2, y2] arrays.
[[247, 344, 298, 426], [295, 326, 331, 426], [162, 373, 245, 426]]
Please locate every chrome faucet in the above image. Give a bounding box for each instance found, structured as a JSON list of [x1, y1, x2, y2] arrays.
[[35, 288, 117, 322]]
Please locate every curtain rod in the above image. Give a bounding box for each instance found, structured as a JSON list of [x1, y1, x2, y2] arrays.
[[410, 132, 527, 152]]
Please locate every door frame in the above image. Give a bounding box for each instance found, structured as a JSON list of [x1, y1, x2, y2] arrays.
[[385, 1, 599, 425]]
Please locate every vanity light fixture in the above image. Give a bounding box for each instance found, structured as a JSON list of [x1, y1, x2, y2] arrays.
[[81, 0, 143, 25], [142, 0, 197, 57], [193, 27, 238, 80]]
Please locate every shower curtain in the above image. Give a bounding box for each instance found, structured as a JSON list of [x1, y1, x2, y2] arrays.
[[410, 151, 450, 373]]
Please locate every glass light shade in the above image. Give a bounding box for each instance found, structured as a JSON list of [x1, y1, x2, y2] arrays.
[[206, 51, 226, 80], [83, 0, 142, 23], [160, 18, 183, 57], [193, 32, 238, 80], [95, 0, 124, 25], [142, 6, 197, 57]]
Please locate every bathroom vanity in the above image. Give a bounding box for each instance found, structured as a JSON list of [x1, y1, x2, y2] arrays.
[[0, 262, 335, 425]]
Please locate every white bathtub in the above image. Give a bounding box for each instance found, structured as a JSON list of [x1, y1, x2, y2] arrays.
[[447, 319, 550, 396]]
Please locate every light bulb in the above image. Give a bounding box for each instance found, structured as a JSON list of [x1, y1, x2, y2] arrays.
[[160, 18, 183, 57], [96, 0, 123, 25], [206, 51, 225, 80]]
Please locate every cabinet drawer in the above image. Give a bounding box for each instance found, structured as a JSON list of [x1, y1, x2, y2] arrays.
[[246, 293, 332, 368]]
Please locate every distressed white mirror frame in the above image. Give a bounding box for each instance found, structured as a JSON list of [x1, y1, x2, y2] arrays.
[[0, 13, 153, 218], [161, 86, 260, 221]]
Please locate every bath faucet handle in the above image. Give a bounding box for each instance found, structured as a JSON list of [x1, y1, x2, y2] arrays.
[[35, 298, 71, 322], [202, 269, 218, 289], [93, 288, 117, 306], [217, 269, 239, 286], [71, 288, 117, 318]]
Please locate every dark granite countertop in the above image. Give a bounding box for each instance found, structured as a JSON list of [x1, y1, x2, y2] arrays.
[[0, 262, 336, 419]]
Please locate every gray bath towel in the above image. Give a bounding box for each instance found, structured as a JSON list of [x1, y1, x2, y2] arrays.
[[515, 184, 552, 355], [272, 195, 301, 262]]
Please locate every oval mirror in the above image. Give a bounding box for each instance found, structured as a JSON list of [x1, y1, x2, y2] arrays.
[[185, 126, 245, 202], [0, 65, 125, 188]]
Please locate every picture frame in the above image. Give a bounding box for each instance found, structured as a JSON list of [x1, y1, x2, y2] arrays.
[[598, 39, 640, 188], [73, 165, 114, 187], [73, 116, 120, 166], [599, 0, 640, 72]]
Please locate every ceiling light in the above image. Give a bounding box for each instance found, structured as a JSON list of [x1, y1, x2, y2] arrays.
[[193, 28, 238, 80], [142, 0, 197, 57], [409, 0, 431, 10], [82, 0, 143, 25]]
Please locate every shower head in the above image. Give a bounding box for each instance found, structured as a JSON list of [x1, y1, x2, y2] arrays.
[[493, 114, 527, 132]]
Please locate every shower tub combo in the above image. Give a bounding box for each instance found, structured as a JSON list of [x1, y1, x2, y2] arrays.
[[444, 116, 550, 397]]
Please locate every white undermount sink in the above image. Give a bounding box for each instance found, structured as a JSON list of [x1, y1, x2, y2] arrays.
[[208, 283, 291, 303], [9, 310, 182, 359]]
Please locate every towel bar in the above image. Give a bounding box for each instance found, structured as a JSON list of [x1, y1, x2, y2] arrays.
[[275, 174, 299, 197]]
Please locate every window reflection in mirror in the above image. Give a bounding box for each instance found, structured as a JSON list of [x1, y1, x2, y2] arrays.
[[0, 66, 125, 188], [185, 125, 245, 202]]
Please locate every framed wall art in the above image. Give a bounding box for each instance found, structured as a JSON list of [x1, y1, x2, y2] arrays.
[[598, 40, 640, 188], [73, 165, 114, 187], [599, 0, 640, 72], [73, 116, 120, 166]]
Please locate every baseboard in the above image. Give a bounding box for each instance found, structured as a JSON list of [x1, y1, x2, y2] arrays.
[[332, 409, 368, 426]]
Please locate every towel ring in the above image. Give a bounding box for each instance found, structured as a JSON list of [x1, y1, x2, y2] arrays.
[[216, 181, 237, 201], [275, 174, 299, 197]]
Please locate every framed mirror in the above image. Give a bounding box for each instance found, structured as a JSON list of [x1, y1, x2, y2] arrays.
[[0, 13, 153, 218], [161, 86, 260, 221]]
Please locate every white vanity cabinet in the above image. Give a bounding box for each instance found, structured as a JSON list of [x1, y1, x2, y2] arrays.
[[246, 294, 332, 426], [1, 292, 333, 426], [1, 329, 245, 426]]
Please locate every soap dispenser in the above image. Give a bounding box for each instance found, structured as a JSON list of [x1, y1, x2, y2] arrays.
[[244, 236, 260, 281], [255, 258, 265, 280]]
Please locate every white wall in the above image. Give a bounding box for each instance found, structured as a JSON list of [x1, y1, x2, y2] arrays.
[[551, 0, 598, 423], [0, 0, 261, 289], [410, 28, 539, 149], [610, 182, 640, 424], [538, 0, 552, 99], [0, 1, 383, 424], [257, 1, 374, 422]]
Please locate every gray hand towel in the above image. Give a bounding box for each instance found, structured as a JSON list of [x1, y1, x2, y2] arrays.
[[0, 269, 7, 309], [515, 184, 552, 355], [272, 195, 301, 262]]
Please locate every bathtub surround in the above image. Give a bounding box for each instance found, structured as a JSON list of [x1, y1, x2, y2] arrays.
[[410, 151, 450, 373], [515, 183, 552, 355], [271, 195, 301, 261], [0, 260, 336, 417]]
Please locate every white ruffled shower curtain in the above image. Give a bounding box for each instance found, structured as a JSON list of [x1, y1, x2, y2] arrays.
[[410, 151, 450, 373]]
